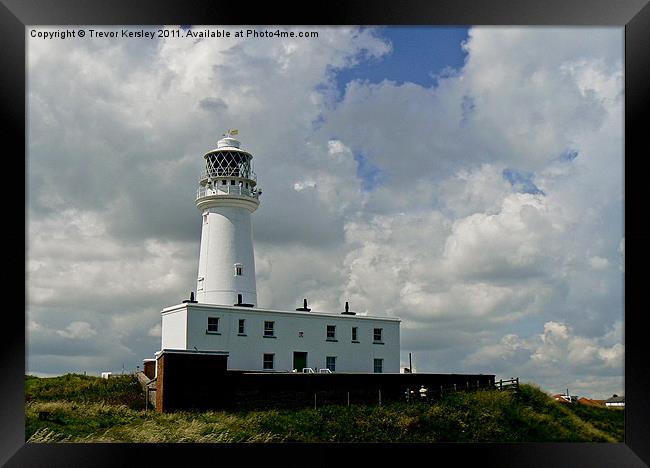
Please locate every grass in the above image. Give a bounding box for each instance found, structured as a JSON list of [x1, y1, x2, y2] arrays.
[[26, 373, 145, 409], [25, 374, 624, 443]]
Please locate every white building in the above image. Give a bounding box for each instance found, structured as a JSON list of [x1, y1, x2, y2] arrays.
[[158, 131, 401, 373], [604, 395, 625, 407]]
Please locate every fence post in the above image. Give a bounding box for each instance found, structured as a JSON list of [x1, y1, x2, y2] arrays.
[[379, 389, 382, 406], [314, 393, 317, 410], [454, 384, 457, 391], [499, 379, 503, 391], [466, 381, 469, 389], [347, 391, 350, 407]]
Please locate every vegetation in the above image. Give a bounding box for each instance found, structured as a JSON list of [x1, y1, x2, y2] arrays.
[[25, 374, 624, 443], [26, 373, 145, 409]]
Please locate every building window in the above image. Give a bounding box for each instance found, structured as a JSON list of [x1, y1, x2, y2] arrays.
[[326, 325, 336, 340], [352, 327, 358, 342], [222, 179, 227, 185], [207, 317, 219, 333], [238, 319, 246, 335], [373, 328, 383, 343], [203, 213, 208, 224], [326, 356, 336, 372], [374, 358, 383, 373], [263, 354, 274, 370], [231, 179, 236, 185], [234, 263, 243, 276], [197, 277, 204, 291], [264, 321, 275, 337]]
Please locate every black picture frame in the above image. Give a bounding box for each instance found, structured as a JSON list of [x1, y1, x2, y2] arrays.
[[2, 0, 648, 466]]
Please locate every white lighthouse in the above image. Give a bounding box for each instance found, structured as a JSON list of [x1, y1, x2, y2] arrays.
[[195, 131, 261, 306], [157, 130, 400, 374]]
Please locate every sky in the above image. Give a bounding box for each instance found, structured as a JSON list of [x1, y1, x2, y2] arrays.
[[26, 26, 624, 399]]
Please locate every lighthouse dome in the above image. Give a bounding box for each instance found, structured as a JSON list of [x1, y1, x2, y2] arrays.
[[217, 137, 241, 149]]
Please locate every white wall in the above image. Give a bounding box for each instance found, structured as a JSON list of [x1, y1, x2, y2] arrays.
[[196, 206, 257, 306], [161, 308, 187, 350], [162, 304, 400, 373]]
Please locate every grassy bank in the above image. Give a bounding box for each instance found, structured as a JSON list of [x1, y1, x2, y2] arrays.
[[25, 374, 624, 443]]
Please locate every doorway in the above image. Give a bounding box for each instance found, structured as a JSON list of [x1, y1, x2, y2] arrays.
[[293, 352, 307, 371]]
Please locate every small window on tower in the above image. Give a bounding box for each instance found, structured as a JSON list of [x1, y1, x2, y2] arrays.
[[234, 264, 243, 276], [222, 179, 227, 185], [231, 180, 236, 185], [203, 214, 208, 224]]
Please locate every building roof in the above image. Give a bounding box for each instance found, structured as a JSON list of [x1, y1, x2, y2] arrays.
[[578, 397, 605, 406], [155, 349, 229, 358], [604, 395, 625, 403], [162, 302, 401, 322], [552, 394, 572, 403]]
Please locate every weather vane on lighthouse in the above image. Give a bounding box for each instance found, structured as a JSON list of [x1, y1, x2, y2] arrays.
[[194, 130, 261, 307]]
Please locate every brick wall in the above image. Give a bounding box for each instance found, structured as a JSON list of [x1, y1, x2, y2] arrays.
[[155, 352, 494, 412]]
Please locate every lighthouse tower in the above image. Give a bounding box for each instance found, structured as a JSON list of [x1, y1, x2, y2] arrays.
[[195, 131, 261, 306]]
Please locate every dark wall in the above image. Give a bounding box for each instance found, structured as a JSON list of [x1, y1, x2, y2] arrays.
[[143, 361, 156, 380], [156, 353, 229, 412], [222, 372, 496, 410], [156, 353, 495, 412]]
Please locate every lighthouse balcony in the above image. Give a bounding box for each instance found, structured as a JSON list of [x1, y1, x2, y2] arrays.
[[196, 185, 260, 200], [199, 170, 257, 183]]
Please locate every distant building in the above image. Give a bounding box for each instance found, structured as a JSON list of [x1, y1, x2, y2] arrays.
[[604, 394, 625, 407], [552, 392, 577, 404], [156, 132, 400, 374]]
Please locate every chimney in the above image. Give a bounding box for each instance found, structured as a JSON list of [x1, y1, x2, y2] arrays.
[[296, 298, 311, 312], [183, 291, 198, 304], [341, 301, 356, 315], [233, 293, 254, 307]]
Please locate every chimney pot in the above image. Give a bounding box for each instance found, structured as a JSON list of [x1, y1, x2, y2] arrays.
[[296, 298, 311, 312]]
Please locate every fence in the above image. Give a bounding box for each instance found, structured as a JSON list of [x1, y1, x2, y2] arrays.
[[495, 377, 519, 393], [153, 350, 501, 412], [403, 377, 518, 403]]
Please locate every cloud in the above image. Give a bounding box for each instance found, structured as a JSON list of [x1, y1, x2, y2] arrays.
[[26, 26, 623, 399], [148, 324, 162, 338], [199, 97, 228, 112], [56, 322, 97, 340], [589, 256, 610, 270], [464, 320, 624, 397]]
